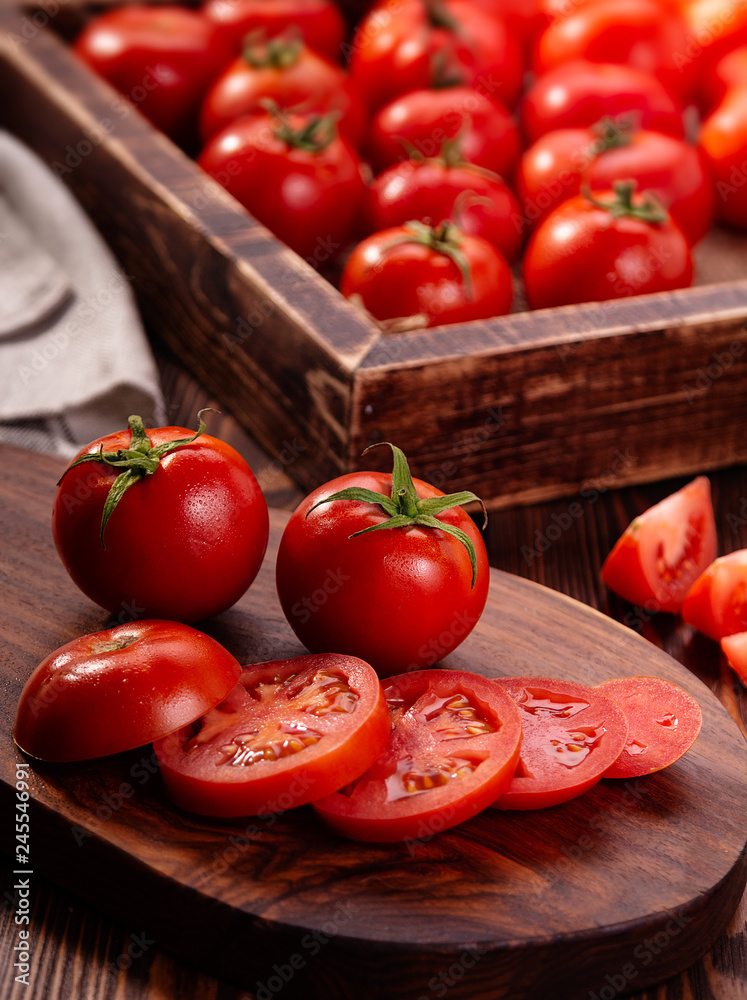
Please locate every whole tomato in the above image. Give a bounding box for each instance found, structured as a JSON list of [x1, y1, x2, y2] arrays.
[[679, 0, 747, 80], [365, 86, 522, 180], [364, 154, 523, 263], [202, 0, 346, 64], [199, 30, 366, 146], [52, 412, 269, 624], [348, 0, 524, 113], [520, 61, 685, 144], [341, 220, 514, 328], [275, 443, 490, 676], [698, 87, 747, 228], [516, 120, 715, 244], [522, 181, 694, 309], [197, 107, 366, 262], [73, 5, 232, 148], [700, 45, 747, 113]]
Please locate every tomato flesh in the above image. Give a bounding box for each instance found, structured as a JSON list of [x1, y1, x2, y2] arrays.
[[597, 676, 702, 779], [721, 631, 747, 682], [312, 669, 522, 842], [491, 677, 628, 810], [154, 654, 390, 817], [682, 549, 747, 640]]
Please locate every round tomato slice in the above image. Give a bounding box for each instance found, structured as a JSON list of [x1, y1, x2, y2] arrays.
[[154, 654, 390, 817], [491, 677, 628, 810], [601, 477, 717, 614], [682, 549, 747, 640], [721, 631, 747, 682], [597, 676, 702, 779], [312, 669, 522, 843], [13, 621, 241, 762]]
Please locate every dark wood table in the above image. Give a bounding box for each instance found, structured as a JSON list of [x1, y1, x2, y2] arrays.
[[2, 349, 747, 1000]]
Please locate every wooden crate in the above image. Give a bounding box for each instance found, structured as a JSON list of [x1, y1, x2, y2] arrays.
[[2, 2, 747, 508]]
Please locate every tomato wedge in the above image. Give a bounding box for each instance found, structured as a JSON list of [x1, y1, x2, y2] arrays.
[[721, 631, 747, 682], [312, 669, 522, 843], [683, 549, 747, 640], [597, 676, 702, 779], [491, 677, 628, 810], [601, 477, 717, 614], [154, 654, 390, 817], [14, 621, 241, 763]]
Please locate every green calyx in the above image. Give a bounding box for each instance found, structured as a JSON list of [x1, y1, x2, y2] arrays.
[[58, 410, 215, 548], [583, 179, 667, 225], [305, 442, 487, 587], [242, 29, 302, 70], [381, 219, 474, 300], [587, 116, 635, 158], [264, 101, 337, 152]]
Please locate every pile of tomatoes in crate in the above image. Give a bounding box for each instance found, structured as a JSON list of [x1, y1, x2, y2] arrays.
[[72, 0, 747, 328]]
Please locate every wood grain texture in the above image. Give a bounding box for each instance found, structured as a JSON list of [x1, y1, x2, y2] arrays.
[[1, 443, 746, 1000], [3, 3, 747, 507]]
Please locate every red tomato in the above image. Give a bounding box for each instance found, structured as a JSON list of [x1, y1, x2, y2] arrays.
[[198, 32, 366, 146], [73, 5, 232, 148], [699, 46, 747, 112], [155, 653, 390, 817], [721, 630, 747, 681], [532, 0, 696, 103], [698, 87, 747, 229], [197, 108, 366, 262], [348, 0, 524, 113], [201, 0, 346, 64], [52, 412, 269, 624], [341, 221, 514, 327], [14, 621, 241, 762], [597, 676, 702, 779], [679, 0, 747, 80], [520, 61, 685, 145], [312, 669, 523, 842], [365, 86, 522, 180], [275, 443, 490, 677], [601, 477, 718, 614], [522, 182, 694, 309], [516, 122, 714, 245], [490, 676, 629, 810], [363, 157, 523, 263], [682, 549, 747, 639], [468, 0, 545, 54]]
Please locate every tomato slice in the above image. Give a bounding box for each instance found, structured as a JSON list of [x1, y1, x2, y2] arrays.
[[596, 676, 702, 779], [312, 669, 522, 843], [13, 621, 241, 762], [491, 677, 628, 810], [721, 631, 747, 682], [682, 549, 747, 640], [154, 654, 390, 817], [601, 477, 717, 614]]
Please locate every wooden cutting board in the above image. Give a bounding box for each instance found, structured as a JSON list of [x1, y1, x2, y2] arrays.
[[1, 444, 746, 1000]]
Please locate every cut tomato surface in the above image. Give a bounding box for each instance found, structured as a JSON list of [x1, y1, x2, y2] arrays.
[[601, 477, 717, 614], [154, 653, 390, 818], [721, 631, 747, 682], [682, 549, 747, 641], [312, 669, 522, 843], [597, 676, 702, 779], [491, 677, 628, 810]]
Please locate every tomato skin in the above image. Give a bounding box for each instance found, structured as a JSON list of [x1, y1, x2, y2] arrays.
[[73, 5, 232, 148], [341, 225, 514, 327], [365, 87, 522, 181], [52, 424, 269, 624], [348, 0, 524, 113], [698, 87, 747, 229], [520, 61, 685, 145], [682, 549, 747, 640], [275, 472, 490, 677], [597, 676, 702, 779], [721, 630, 747, 682], [312, 669, 523, 842], [197, 110, 366, 261], [680, 0, 747, 81], [522, 189, 694, 310], [516, 127, 715, 245], [155, 654, 390, 817], [13, 621, 241, 762], [700, 45, 747, 113], [201, 0, 346, 64], [491, 676, 629, 810], [199, 42, 366, 146], [601, 477, 718, 614]]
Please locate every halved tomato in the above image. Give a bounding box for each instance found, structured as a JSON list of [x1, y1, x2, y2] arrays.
[[491, 676, 628, 810], [154, 653, 390, 817], [597, 676, 702, 779], [682, 549, 747, 640], [312, 669, 522, 842], [601, 477, 717, 614], [721, 631, 747, 682]]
